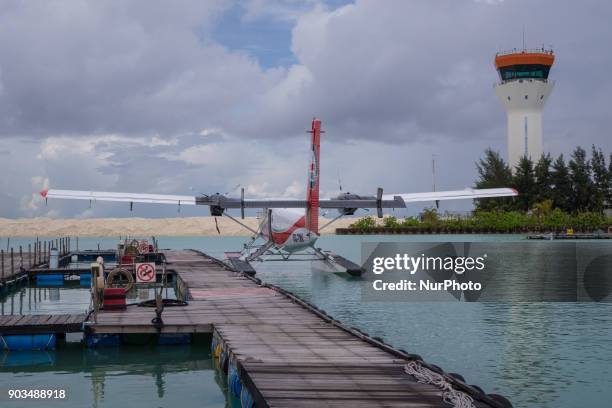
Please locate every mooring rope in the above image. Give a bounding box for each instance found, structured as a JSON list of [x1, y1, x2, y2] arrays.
[[404, 361, 475, 408]]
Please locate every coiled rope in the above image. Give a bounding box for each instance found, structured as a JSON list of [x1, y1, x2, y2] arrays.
[[404, 361, 475, 408]]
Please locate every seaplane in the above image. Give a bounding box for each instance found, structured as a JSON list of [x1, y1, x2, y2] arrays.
[[40, 118, 517, 275]]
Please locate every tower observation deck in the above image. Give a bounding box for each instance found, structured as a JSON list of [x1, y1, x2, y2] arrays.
[[494, 48, 555, 169]]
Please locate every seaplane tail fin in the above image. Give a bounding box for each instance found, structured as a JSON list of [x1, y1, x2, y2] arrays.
[[305, 118, 321, 235]]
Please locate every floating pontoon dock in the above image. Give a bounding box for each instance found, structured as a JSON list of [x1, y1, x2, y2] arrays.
[[1, 246, 512, 408], [0, 314, 85, 335], [527, 232, 612, 240]]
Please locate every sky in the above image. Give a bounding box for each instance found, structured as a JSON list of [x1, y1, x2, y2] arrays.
[[0, 0, 610, 219]]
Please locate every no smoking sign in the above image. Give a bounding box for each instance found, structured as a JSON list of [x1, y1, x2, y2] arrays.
[[136, 262, 156, 283]]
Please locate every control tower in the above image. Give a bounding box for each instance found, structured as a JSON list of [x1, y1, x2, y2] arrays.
[[494, 48, 555, 169]]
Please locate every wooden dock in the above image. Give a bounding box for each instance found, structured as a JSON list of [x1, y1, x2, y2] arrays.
[[1, 237, 72, 289], [527, 232, 612, 240], [0, 314, 86, 335], [87, 250, 508, 408]]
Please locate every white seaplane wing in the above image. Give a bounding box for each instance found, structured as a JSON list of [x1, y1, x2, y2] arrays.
[[42, 189, 196, 205], [42, 187, 517, 209], [383, 187, 518, 203]]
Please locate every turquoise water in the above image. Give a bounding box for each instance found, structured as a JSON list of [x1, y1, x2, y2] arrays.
[[2, 235, 612, 407], [0, 286, 176, 316], [1, 287, 90, 315], [0, 345, 229, 408]]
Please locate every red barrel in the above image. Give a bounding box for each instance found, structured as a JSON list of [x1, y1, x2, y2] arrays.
[[121, 255, 134, 264], [103, 288, 126, 310]]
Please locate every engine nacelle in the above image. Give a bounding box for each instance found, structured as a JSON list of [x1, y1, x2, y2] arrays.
[[204, 193, 226, 216], [210, 205, 224, 216], [335, 192, 371, 215]]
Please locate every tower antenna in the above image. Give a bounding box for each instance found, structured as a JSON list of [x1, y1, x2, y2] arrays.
[[522, 25, 526, 50], [432, 154, 440, 209], [431, 154, 437, 193]]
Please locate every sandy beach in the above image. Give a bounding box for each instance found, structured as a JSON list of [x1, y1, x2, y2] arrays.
[[0, 216, 358, 237]]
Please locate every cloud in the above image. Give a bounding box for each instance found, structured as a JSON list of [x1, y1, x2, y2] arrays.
[[0, 0, 279, 138], [243, 181, 304, 199], [2, 0, 611, 148], [241, 0, 319, 22], [473, 0, 504, 4], [245, 0, 612, 151], [38, 134, 178, 162], [0, 0, 611, 219], [22, 176, 49, 212]]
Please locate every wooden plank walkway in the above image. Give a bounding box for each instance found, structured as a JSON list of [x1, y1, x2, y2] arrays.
[[89, 250, 503, 408], [0, 313, 86, 335]]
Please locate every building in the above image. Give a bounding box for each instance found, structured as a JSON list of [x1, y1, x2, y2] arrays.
[[494, 48, 555, 169]]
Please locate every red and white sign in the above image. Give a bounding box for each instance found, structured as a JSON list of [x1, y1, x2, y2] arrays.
[[138, 240, 150, 254], [135, 262, 156, 283]]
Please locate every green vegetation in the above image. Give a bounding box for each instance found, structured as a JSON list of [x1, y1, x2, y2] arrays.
[[347, 145, 612, 233], [349, 209, 610, 233], [475, 145, 611, 213], [352, 216, 377, 229]]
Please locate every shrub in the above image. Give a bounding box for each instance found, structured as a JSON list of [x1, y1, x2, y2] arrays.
[[383, 216, 400, 228], [351, 216, 376, 229], [573, 212, 606, 230], [401, 217, 421, 227], [472, 211, 531, 231], [420, 207, 439, 225], [541, 208, 571, 229], [347, 208, 609, 232], [532, 200, 554, 219]]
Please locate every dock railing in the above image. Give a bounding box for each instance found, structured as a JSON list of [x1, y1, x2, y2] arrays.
[[0, 237, 72, 290]]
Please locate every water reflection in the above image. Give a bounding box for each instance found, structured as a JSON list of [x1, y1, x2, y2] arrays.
[[254, 253, 612, 408], [0, 285, 176, 316], [1, 345, 227, 408]]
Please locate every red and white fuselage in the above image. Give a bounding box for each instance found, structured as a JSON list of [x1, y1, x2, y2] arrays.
[[262, 208, 317, 252], [261, 118, 322, 253]]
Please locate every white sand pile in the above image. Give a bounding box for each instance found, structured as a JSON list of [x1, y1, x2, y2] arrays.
[[0, 217, 357, 237]]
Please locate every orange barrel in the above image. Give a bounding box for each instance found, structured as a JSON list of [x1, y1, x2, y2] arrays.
[[103, 288, 126, 310]]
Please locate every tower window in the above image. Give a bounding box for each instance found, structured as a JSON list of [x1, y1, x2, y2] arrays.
[[498, 64, 551, 81], [507, 96, 511, 101], [540, 95, 544, 100], [524, 95, 528, 100]]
